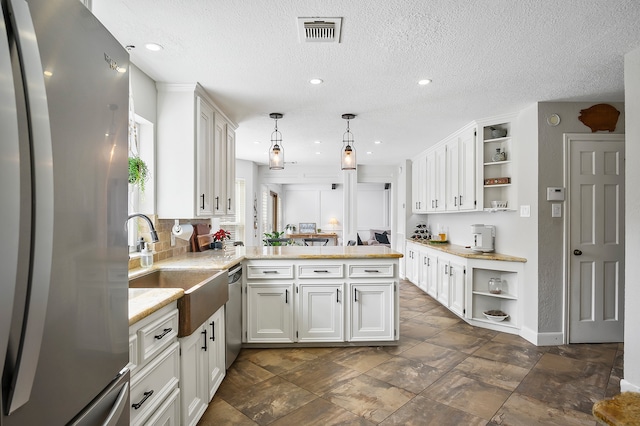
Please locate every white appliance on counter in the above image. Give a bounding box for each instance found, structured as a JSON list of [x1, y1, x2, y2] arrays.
[[1, 0, 130, 424], [471, 224, 496, 253]]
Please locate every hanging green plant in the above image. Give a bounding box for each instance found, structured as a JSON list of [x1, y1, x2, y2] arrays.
[[128, 156, 149, 192]]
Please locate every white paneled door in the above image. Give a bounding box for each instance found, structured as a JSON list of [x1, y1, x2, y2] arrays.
[[567, 134, 625, 343]]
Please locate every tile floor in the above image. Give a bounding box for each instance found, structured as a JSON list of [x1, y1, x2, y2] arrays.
[[198, 280, 623, 425]]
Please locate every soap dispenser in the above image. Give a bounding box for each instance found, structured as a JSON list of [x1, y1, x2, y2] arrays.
[[140, 242, 153, 268]]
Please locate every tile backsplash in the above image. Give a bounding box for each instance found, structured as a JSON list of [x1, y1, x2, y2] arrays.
[[128, 215, 210, 269]]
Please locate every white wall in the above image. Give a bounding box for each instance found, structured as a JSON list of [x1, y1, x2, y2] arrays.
[[236, 159, 260, 246], [623, 47, 640, 392]]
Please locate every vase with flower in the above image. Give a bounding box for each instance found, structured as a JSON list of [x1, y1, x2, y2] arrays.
[[210, 228, 230, 250]]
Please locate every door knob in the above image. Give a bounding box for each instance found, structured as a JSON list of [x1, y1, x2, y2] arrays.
[[573, 249, 582, 256]]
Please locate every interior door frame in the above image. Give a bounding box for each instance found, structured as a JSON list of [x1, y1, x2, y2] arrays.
[[563, 132, 625, 343]]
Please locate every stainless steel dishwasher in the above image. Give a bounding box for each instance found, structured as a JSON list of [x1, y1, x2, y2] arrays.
[[225, 264, 242, 369]]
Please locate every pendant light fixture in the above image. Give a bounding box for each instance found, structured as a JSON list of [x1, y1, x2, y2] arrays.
[[268, 113, 284, 170], [341, 113, 356, 170]]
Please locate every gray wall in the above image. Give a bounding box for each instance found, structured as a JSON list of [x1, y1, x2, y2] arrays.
[[536, 102, 625, 334]]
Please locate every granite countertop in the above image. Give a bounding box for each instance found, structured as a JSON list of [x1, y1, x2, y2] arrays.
[[128, 287, 184, 325], [407, 239, 527, 263], [242, 245, 403, 259]]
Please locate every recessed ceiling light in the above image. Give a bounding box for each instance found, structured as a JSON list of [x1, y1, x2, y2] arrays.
[[309, 78, 323, 85], [314, 140, 321, 144], [418, 79, 432, 86], [366, 151, 373, 155], [144, 43, 163, 52], [254, 141, 261, 144], [374, 140, 382, 144], [43, 70, 53, 77], [315, 152, 321, 155]]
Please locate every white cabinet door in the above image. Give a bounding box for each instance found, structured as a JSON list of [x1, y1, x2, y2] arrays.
[[349, 282, 394, 341], [225, 127, 236, 215], [445, 138, 460, 212], [247, 283, 294, 343], [206, 308, 226, 401], [429, 145, 446, 212], [448, 261, 466, 316], [436, 259, 450, 306], [426, 251, 438, 298], [213, 118, 226, 215], [405, 242, 418, 284], [297, 283, 344, 342], [179, 327, 208, 426], [411, 155, 427, 213], [458, 127, 476, 211], [417, 250, 429, 292], [196, 96, 215, 217]]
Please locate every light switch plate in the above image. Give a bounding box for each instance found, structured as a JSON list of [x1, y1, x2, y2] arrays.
[[552, 204, 562, 218], [520, 205, 531, 217]]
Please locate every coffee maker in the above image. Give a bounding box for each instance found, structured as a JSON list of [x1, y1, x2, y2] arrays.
[[471, 224, 495, 253]]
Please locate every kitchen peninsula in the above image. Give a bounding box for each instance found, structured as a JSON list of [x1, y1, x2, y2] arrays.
[[129, 245, 403, 343]]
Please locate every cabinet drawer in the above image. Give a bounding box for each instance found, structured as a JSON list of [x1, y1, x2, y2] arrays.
[[246, 265, 294, 279], [138, 309, 179, 364], [298, 264, 344, 279], [130, 342, 180, 426], [348, 264, 394, 278]]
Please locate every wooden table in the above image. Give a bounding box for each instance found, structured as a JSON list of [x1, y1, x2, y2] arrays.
[[288, 233, 338, 245]]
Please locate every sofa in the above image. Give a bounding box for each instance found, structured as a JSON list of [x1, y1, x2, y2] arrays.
[[357, 229, 391, 247]]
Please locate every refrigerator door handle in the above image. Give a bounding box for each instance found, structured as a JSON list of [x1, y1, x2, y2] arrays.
[[5, 0, 55, 414], [0, 0, 21, 392], [103, 382, 128, 426]]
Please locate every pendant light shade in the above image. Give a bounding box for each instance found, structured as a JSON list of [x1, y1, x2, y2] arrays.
[[268, 113, 284, 170], [341, 113, 356, 170]]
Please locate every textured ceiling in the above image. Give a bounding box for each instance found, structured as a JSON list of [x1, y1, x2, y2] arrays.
[[91, 0, 640, 167]]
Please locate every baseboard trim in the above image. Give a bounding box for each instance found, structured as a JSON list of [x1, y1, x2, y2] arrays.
[[621, 379, 640, 393], [519, 327, 564, 346]]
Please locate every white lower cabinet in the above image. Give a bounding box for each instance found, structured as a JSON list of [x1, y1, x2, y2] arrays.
[[129, 304, 180, 426], [244, 259, 398, 345], [405, 242, 525, 334], [349, 282, 395, 341], [297, 283, 344, 342], [179, 306, 226, 426], [246, 283, 294, 343]]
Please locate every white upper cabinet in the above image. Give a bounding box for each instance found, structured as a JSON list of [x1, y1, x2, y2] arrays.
[[445, 124, 477, 212], [411, 154, 427, 213], [156, 83, 237, 219]]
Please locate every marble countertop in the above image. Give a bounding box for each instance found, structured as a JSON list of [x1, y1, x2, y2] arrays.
[[128, 287, 184, 325], [407, 239, 527, 263]]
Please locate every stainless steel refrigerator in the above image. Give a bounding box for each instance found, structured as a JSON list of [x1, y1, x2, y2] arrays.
[[1, 0, 130, 424]]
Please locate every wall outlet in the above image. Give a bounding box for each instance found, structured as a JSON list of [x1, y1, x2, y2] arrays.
[[552, 203, 562, 218], [520, 205, 531, 217]]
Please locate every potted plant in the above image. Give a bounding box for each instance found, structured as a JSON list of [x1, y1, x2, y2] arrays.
[[128, 156, 149, 192], [285, 224, 296, 235], [211, 228, 230, 249], [263, 231, 290, 246]]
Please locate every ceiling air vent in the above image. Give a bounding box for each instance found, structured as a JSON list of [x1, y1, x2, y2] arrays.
[[297, 18, 342, 43]]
